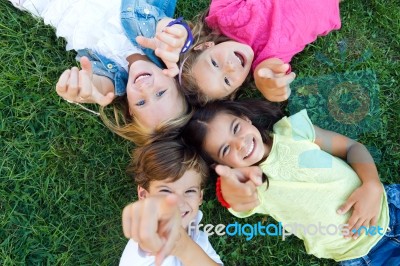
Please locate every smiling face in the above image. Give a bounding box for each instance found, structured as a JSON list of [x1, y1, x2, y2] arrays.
[[138, 169, 203, 229], [203, 112, 267, 168], [127, 60, 185, 130], [191, 41, 254, 100]]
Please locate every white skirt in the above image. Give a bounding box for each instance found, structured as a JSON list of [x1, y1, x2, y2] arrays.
[[10, 0, 143, 71]]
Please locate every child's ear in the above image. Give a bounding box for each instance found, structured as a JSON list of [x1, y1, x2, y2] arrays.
[[210, 163, 217, 170], [137, 185, 149, 200], [199, 189, 204, 205], [228, 93, 236, 100], [194, 41, 215, 51]]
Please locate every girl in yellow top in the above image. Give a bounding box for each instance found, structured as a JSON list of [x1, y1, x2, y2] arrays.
[[181, 99, 399, 264]]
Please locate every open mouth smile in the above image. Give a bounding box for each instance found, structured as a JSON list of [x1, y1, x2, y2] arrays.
[[244, 138, 255, 159], [134, 73, 151, 83]]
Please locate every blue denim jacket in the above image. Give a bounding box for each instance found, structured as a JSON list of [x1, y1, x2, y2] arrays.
[[76, 0, 177, 96]]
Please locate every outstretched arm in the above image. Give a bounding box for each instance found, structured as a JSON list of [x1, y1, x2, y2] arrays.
[[215, 165, 263, 212], [122, 195, 181, 266], [56, 56, 115, 106], [171, 228, 220, 266], [122, 195, 220, 266], [314, 126, 383, 239]]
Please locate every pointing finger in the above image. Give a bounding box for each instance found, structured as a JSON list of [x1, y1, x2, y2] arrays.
[[215, 165, 245, 182], [136, 36, 157, 50]]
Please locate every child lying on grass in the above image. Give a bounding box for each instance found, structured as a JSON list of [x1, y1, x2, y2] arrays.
[[121, 140, 223, 265]]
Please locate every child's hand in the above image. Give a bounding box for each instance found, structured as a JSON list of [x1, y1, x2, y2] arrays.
[[254, 58, 296, 102], [122, 195, 181, 266], [215, 165, 263, 212], [136, 24, 188, 77], [337, 182, 383, 239], [56, 56, 115, 106]]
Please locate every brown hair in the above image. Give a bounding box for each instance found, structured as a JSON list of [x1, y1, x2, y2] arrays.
[[179, 9, 239, 106], [128, 139, 209, 191], [181, 99, 283, 165]]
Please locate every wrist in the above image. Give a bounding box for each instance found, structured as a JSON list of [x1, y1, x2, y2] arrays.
[[216, 177, 231, 208], [170, 228, 189, 258], [362, 180, 383, 191], [166, 17, 193, 53]]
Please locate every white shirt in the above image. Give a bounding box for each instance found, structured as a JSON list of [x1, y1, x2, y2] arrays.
[[15, 0, 143, 72]]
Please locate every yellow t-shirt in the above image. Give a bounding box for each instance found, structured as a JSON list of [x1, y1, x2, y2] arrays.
[[230, 110, 389, 261]]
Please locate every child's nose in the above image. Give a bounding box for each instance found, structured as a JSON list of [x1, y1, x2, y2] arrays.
[[234, 137, 245, 151], [224, 61, 236, 73], [135, 78, 154, 93], [176, 195, 186, 208]]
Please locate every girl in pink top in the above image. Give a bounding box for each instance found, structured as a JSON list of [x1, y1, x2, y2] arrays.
[[176, 0, 342, 105]]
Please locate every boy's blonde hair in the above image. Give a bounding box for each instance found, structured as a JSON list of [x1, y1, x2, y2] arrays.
[[128, 139, 209, 191], [179, 9, 242, 106], [99, 88, 190, 147]]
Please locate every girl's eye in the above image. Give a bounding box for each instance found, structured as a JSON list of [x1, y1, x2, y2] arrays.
[[233, 124, 239, 134], [159, 189, 171, 193], [156, 90, 166, 97], [135, 100, 145, 106], [211, 59, 218, 67], [186, 189, 197, 194], [224, 77, 231, 86], [222, 146, 230, 156]]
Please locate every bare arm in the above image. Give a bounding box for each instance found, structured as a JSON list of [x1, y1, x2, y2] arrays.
[[314, 126, 383, 238], [314, 126, 380, 186], [172, 228, 220, 266], [122, 195, 220, 266]]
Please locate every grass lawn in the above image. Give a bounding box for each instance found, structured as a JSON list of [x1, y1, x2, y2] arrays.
[[1, 0, 399, 265]]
